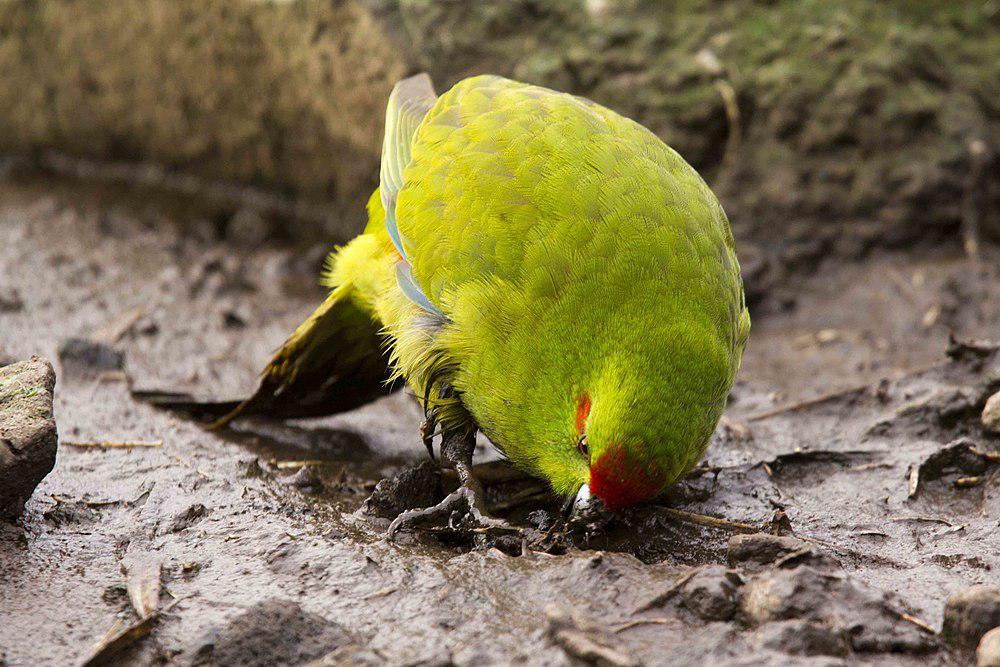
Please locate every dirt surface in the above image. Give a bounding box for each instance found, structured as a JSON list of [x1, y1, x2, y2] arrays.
[[0, 176, 998, 665]]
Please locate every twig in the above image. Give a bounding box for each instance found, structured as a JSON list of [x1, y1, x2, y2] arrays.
[[79, 596, 184, 667], [849, 462, 894, 472], [714, 79, 741, 173], [889, 516, 953, 527], [658, 507, 759, 534], [613, 617, 673, 633], [748, 385, 868, 422], [97, 307, 146, 343], [361, 586, 398, 600], [272, 459, 325, 470], [961, 138, 987, 261], [63, 440, 163, 449], [884, 604, 937, 635], [972, 448, 1000, 463]]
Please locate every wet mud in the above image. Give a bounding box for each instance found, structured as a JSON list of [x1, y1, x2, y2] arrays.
[[1, 179, 999, 665]]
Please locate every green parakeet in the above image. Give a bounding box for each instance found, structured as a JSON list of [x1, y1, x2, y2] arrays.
[[219, 74, 749, 522]]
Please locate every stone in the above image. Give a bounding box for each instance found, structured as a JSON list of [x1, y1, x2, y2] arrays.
[[741, 567, 936, 655], [727, 533, 814, 573], [983, 391, 1000, 433], [943, 586, 1000, 649], [680, 565, 743, 621], [0, 357, 57, 519], [978, 627, 1000, 667]]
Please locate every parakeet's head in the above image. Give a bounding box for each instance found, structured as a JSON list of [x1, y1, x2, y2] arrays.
[[460, 275, 749, 515], [571, 354, 723, 511], [517, 317, 747, 515]]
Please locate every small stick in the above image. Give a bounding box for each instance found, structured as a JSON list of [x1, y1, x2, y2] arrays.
[[889, 516, 953, 527], [748, 385, 868, 422], [273, 459, 325, 470], [101, 307, 147, 343], [659, 507, 759, 534], [961, 139, 987, 261], [613, 617, 673, 633], [63, 440, 163, 448], [361, 586, 398, 600], [884, 604, 937, 635], [972, 448, 1000, 463], [714, 79, 741, 172]]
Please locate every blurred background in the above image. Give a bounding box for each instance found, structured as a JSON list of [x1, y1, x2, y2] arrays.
[[1, 3, 999, 665]]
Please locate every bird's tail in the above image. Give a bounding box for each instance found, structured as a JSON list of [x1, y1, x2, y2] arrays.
[[209, 266, 395, 429]]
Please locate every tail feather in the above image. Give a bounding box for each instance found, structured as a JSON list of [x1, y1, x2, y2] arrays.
[[210, 284, 395, 428]]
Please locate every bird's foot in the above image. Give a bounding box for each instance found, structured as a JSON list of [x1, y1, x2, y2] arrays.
[[387, 483, 521, 541]]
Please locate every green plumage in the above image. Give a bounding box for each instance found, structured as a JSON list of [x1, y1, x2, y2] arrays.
[[233, 74, 749, 507]]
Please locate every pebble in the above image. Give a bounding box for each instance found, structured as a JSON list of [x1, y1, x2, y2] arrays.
[[983, 391, 1000, 433], [978, 627, 1000, 667]]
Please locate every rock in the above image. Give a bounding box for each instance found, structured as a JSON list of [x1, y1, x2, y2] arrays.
[[727, 533, 816, 573], [756, 619, 850, 658], [978, 627, 1000, 667], [983, 391, 1000, 433], [680, 565, 743, 621], [943, 586, 1000, 649], [192, 598, 357, 667], [362, 460, 441, 519], [0, 357, 57, 519], [57, 337, 124, 381], [741, 566, 936, 655]]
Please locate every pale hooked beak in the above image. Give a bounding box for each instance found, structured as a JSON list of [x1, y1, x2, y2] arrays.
[[573, 483, 592, 512], [568, 482, 606, 525]]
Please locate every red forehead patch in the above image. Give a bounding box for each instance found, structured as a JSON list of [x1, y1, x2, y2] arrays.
[[575, 393, 591, 434], [589, 443, 665, 509]]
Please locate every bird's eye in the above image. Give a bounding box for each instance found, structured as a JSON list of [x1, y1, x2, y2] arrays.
[[577, 435, 589, 458]]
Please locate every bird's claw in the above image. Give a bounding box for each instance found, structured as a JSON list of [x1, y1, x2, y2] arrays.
[[387, 485, 522, 542]]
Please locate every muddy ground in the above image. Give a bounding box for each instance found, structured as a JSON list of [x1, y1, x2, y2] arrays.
[[0, 174, 998, 666]]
